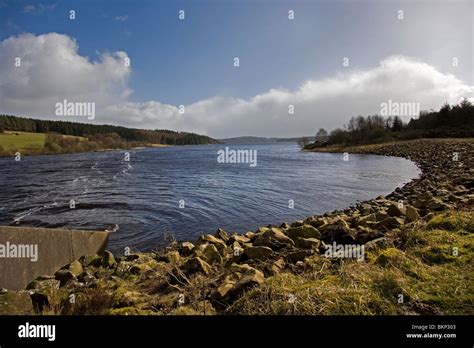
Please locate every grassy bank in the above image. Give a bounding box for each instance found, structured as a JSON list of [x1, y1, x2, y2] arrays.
[[229, 210, 473, 315], [0, 131, 46, 151]]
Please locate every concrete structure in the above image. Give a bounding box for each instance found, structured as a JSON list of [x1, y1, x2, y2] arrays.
[[0, 226, 110, 290]]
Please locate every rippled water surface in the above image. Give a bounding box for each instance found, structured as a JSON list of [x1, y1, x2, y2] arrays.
[[0, 143, 421, 252]]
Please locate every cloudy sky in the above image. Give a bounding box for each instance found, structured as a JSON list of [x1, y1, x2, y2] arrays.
[[0, 0, 472, 138]]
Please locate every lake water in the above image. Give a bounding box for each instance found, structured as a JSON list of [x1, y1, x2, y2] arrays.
[[0, 143, 421, 253]]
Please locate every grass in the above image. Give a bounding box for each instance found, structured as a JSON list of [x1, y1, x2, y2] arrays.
[[227, 210, 474, 315], [0, 131, 46, 151]]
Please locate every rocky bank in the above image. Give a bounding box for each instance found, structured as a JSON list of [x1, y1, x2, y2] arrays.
[[1, 138, 473, 315]]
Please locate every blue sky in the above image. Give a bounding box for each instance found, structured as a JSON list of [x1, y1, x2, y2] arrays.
[[0, 0, 472, 137]]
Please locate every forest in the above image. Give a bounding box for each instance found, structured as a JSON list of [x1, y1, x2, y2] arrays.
[[0, 115, 217, 156], [304, 99, 474, 148]]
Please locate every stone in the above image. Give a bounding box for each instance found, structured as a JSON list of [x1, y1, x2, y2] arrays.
[[365, 237, 392, 251], [284, 225, 321, 241], [27, 279, 60, 312], [387, 203, 406, 217], [215, 228, 230, 243], [199, 234, 227, 253], [270, 259, 285, 275], [54, 269, 76, 286], [79, 254, 103, 267], [253, 227, 295, 249], [405, 205, 420, 222], [77, 271, 95, 284], [425, 198, 449, 210], [180, 242, 195, 256], [230, 268, 265, 297], [320, 221, 355, 244], [229, 263, 255, 274], [359, 203, 374, 215], [67, 260, 83, 276], [216, 274, 240, 298], [376, 217, 404, 229], [0, 291, 35, 315], [244, 246, 273, 260], [159, 251, 181, 265], [355, 229, 383, 244], [102, 250, 117, 268], [356, 214, 377, 227], [287, 250, 311, 263], [375, 212, 389, 222], [244, 231, 257, 240], [182, 257, 211, 275], [295, 237, 320, 250], [201, 244, 222, 264], [230, 234, 251, 244]]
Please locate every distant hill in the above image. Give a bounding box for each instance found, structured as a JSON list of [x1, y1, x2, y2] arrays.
[[220, 136, 315, 144], [0, 114, 217, 145]]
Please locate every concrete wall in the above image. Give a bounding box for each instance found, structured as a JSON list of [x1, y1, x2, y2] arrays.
[[0, 226, 110, 291]]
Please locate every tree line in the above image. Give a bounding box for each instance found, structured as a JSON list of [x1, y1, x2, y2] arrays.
[[0, 114, 217, 145], [304, 99, 474, 148]]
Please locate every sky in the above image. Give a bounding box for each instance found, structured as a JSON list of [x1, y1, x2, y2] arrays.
[[0, 0, 473, 138]]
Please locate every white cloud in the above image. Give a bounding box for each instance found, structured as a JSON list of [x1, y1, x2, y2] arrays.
[[0, 33, 472, 138], [115, 15, 128, 22], [0, 33, 131, 119]]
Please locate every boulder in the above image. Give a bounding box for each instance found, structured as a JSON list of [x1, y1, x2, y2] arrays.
[[102, 250, 117, 268], [425, 198, 449, 210], [269, 259, 285, 275], [229, 263, 255, 274], [27, 279, 60, 312], [160, 251, 181, 265], [365, 237, 392, 251], [229, 234, 251, 244], [179, 242, 195, 256], [54, 269, 76, 286], [286, 250, 311, 263], [0, 291, 35, 314], [387, 203, 406, 217], [356, 214, 377, 227], [201, 244, 223, 264], [77, 271, 96, 284], [244, 246, 273, 260], [67, 260, 84, 276], [214, 228, 230, 243], [405, 205, 420, 222], [320, 221, 355, 244], [182, 257, 211, 275], [295, 237, 320, 250], [79, 254, 103, 267], [216, 274, 240, 298], [355, 228, 383, 244], [253, 227, 295, 249], [308, 218, 328, 229], [230, 268, 265, 297], [244, 231, 257, 240], [376, 217, 404, 229], [284, 225, 321, 241], [375, 212, 389, 222], [199, 234, 227, 253]]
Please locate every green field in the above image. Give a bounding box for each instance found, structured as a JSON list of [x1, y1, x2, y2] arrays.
[[0, 131, 46, 150]]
